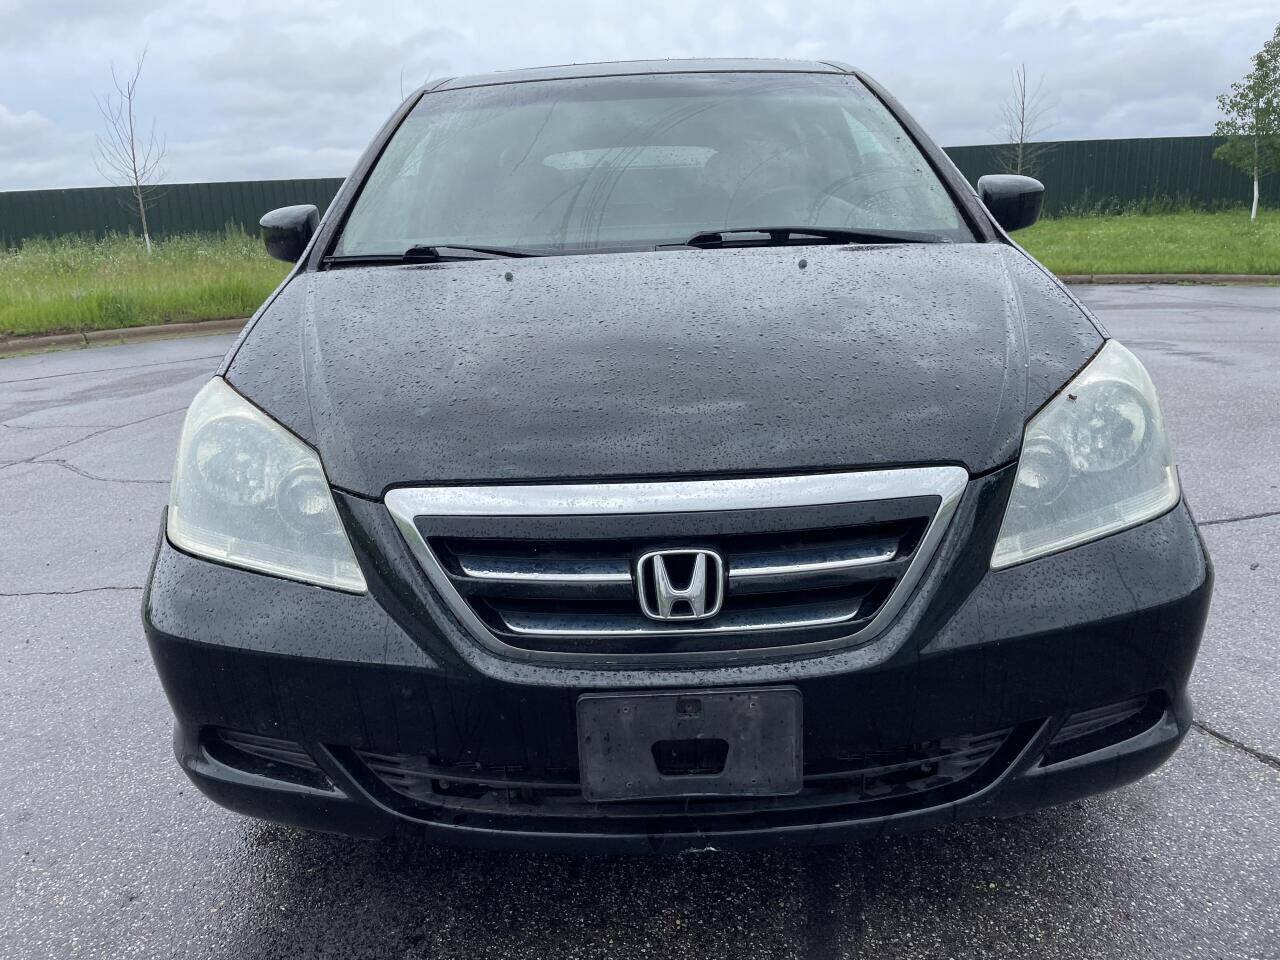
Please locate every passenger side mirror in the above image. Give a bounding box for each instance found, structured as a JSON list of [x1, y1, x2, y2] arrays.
[[976, 175, 1044, 232], [260, 204, 319, 263]]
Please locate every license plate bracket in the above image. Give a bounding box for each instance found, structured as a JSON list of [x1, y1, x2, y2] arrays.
[[577, 687, 803, 802]]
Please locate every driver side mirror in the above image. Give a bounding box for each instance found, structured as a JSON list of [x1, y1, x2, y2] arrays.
[[976, 175, 1044, 232], [260, 204, 319, 263]]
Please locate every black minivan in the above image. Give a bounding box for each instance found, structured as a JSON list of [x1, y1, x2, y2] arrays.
[[143, 59, 1211, 853]]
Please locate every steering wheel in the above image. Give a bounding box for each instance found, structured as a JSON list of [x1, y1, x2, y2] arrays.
[[727, 184, 817, 225], [729, 170, 921, 227], [806, 170, 920, 225]]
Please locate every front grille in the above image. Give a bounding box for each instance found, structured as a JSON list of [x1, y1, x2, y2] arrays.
[[346, 725, 1021, 830], [430, 520, 921, 654], [386, 467, 967, 661]]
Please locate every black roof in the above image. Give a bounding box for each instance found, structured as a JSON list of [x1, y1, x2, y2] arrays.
[[429, 58, 852, 93]]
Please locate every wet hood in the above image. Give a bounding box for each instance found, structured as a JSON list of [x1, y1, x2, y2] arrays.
[[226, 243, 1102, 498]]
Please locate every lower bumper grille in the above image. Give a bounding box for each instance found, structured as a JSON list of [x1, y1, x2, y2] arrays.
[[386, 467, 967, 661], [206, 728, 333, 791], [1042, 694, 1163, 766], [349, 725, 1020, 828]]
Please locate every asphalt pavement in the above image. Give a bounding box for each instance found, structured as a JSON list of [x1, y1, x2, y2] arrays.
[[2, 284, 1278, 960]]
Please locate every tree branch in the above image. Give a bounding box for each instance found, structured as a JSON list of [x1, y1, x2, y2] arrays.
[[93, 46, 166, 251]]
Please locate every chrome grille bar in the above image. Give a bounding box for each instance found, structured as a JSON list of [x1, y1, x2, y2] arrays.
[[450, 539, 901, 590], [501, 596, 868, 637], [729, 538, 899, 579], [456, 555, 631, 584]]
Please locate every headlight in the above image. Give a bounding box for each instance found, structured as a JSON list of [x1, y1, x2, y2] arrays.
[[167, 378, 367, 592], [991, 341, 1179, 569]]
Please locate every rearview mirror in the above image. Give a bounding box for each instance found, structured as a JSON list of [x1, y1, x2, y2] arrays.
[[976, 175, 1044, 232], [260, 204, 319, 263]]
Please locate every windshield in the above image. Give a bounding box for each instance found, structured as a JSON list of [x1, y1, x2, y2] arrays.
[[334, 72, 972, 257]]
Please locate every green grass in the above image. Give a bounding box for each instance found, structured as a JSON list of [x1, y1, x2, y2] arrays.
[[0, 230, 289, 339], [2, 210, 1277, 340], [1017, 209, 1280, 276]]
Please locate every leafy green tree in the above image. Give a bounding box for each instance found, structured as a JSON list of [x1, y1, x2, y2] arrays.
[[1214, 22, 1280, 220]]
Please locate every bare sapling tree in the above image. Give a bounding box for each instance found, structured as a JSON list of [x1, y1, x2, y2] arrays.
[[94, 48, 166, 252], [1213, 21, 1280, 221], [397, 67, 434, 105], [997, 64, 1055, 178]]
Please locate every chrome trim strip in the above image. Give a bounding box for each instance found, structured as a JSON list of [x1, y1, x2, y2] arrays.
[[729, 542, 898, 579], [499, 599, 865, 637], [456, 556, 631, 584], [384, 465, 968, 664], [385, 466, 965, 517], [456, 540, 898, 588]]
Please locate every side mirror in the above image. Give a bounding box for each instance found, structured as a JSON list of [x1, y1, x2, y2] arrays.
[[260, 204, 319, 263], [976, 175, 1044, 232]]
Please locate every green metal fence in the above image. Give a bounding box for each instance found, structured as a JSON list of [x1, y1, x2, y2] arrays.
[[945, 135, 1272, 216], [0, 136, 1271, 245], [0, 177, 344, 246]]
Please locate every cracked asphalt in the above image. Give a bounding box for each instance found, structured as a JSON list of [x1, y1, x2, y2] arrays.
[[2, 284, 1278, 959]]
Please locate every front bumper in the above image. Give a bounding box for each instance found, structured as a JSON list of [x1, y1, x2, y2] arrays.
[[143, 491, 1212, 854]]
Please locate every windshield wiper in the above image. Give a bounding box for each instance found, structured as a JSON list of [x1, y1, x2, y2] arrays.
[[679, 226, 947, 248], [324, 244, 540, 267]]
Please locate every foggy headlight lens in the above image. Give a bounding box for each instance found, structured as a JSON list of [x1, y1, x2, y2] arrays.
[[1062, 380, 1149, 473], [167, 378, 367, 592], [991, 341, 1179, 569]]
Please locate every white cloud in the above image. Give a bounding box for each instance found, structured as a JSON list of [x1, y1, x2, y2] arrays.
[[0, 103, 56, 146], [0, 0, 1275, 188], [0, 103, 95, 188]]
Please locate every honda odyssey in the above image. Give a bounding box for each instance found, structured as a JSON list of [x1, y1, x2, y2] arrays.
[[143, 59, 1212, 853]]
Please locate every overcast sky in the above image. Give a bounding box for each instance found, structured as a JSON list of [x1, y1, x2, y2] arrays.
[[1, 0, 1275, 191]]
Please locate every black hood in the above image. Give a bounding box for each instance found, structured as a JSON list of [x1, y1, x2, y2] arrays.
[[226, 243, 1102, 498]]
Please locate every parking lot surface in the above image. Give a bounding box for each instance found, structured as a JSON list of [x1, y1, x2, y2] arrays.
[[2, 284, 1278, 959]]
